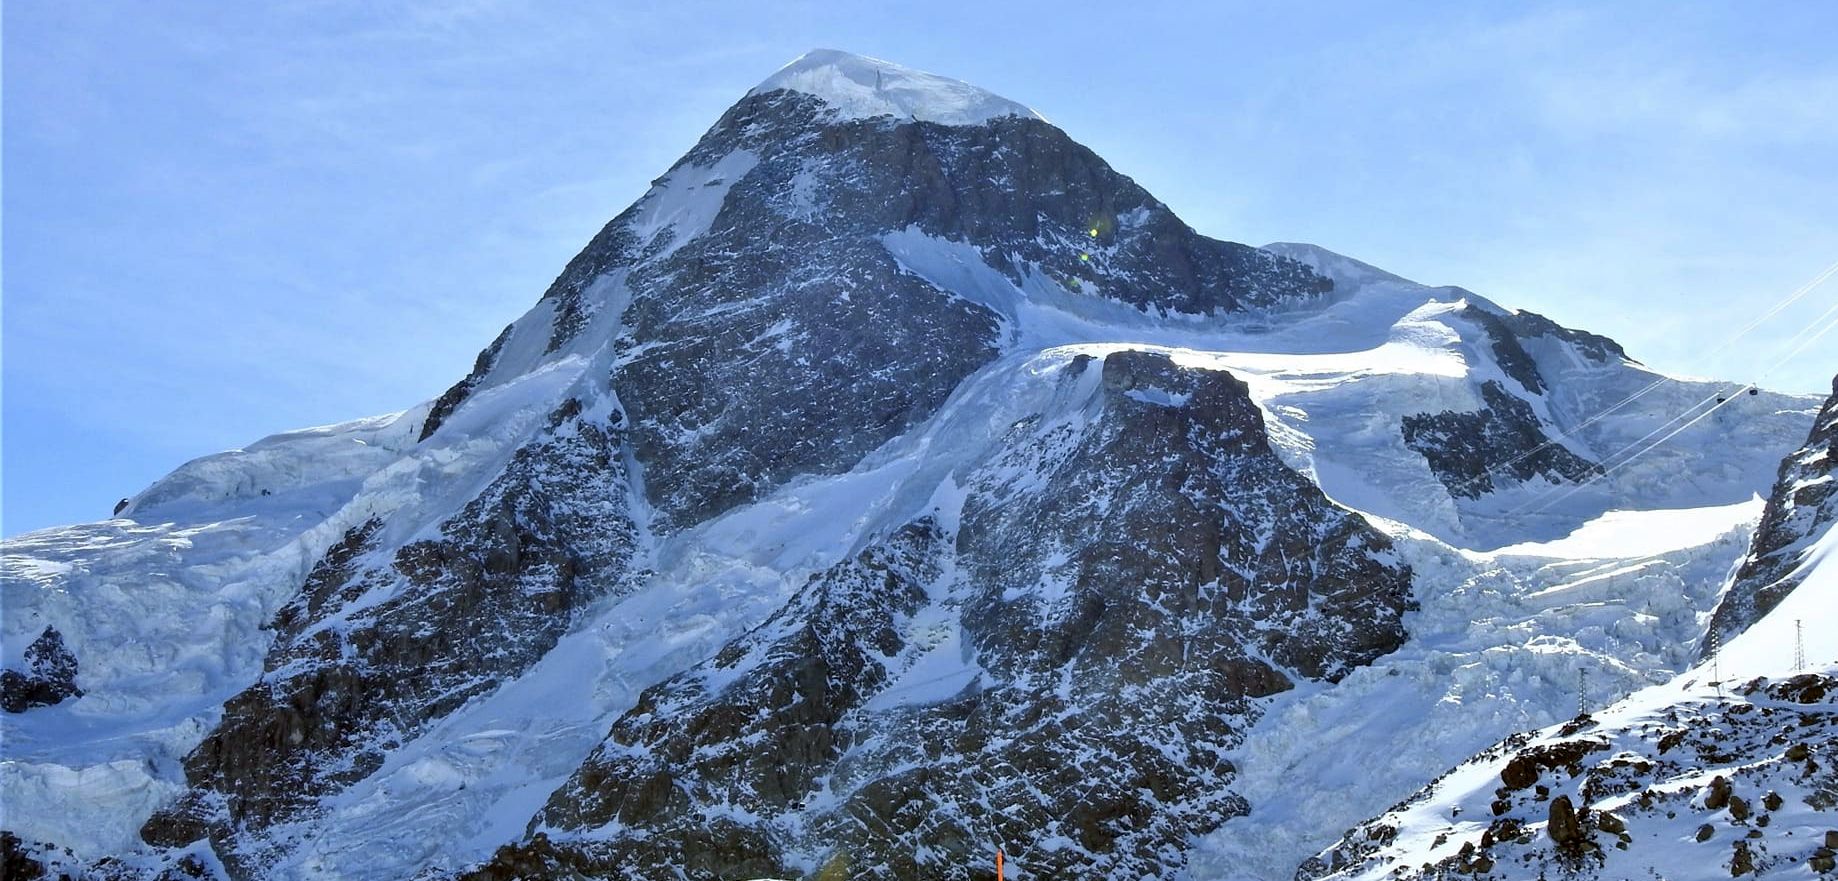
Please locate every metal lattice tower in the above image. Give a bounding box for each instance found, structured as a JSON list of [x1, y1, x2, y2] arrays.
[[1709, 627, 1724, 696], [1577, 667, 1589, 718], [1795, 619, 1807, 672]]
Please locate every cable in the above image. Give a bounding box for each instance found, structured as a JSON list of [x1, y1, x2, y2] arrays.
[[1488, 256, 1838, 478], [1487, 257, 1838, 519], [1777, 294, 1838, 356], [1601, 306, 1838, 480], [1518, 305, 1838, 518], [1493, 386, 1727, 522]]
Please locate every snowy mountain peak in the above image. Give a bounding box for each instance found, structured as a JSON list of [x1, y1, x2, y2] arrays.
[[4, 44, 1830, 881], [748, 48, 1044, 125]]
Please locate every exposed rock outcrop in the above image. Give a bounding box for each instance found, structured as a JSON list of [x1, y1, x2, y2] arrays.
[[1703, 373, 1838, 655], [581, 90, 1328, 530], [1402, 380, 1602, 499], [1, 625, 82, 713]]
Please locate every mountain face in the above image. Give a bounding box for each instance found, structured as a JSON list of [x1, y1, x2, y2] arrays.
[[138, 410, 639, 875], [1701, 374, 1838, 656], [0, 50, 1824, 881], [467, 351, 1413, 880], [419, 50, 1327, 533]]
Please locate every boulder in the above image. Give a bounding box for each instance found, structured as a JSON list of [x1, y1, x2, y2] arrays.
[[1705, 776, 1732, 810], [1547, 796, 1582, 845], [1731, 840, 1754, 876]]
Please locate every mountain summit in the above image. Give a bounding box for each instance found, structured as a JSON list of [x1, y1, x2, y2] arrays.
[[1, 51, 1823, 881], [750, 49, 1044, 125]]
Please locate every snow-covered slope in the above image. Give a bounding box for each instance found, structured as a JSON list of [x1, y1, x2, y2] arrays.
[[1299, 377, 1838, 881], [1, 50, 1823, 881], [1188, 499, 1766, 881], [1302, 521, 1838, 881]]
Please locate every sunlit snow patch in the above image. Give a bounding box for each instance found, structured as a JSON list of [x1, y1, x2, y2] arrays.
[[751, 49, 1044, 125]]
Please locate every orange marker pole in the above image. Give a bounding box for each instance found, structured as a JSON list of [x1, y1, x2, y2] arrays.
[[996, 847, 1005, 881]]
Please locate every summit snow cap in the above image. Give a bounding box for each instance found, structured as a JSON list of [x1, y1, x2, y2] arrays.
[[749, 48, 1045, 125]]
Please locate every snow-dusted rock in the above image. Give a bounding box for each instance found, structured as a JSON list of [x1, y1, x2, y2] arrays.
[[1, 627, 82, 713], [465, 350, 1412, 879]]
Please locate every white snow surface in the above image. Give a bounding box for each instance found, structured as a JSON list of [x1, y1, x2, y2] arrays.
[[1487, 498, 1768, 560], [1301, 524, 1838, 881], [750, 49, 1044, 125], [0, 202, 1823, 875]]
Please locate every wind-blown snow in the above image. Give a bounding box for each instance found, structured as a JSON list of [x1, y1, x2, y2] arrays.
[[751, 49, 1044, 126], [627, 150, 760, 262]]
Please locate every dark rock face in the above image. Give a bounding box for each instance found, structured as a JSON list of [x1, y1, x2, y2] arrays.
[[427, 90, 1332, 531], [956, 351, 1413, 685], [1402, 380, 1602, 500], [1545, 795, 1581, 845], [1491, 306, 1629, 364], [1464, 305, 1553, 396], [1730, 838, 1756, 876], [1, 625, 83, 713], [418, 323, 513, 441], [141, 405, 637, 875], [485, 352, 1413, 880], [1445, 300, 1628, 398], [1706, 775, 1733, 810], [3, 832, 51, 881], [1395, 303, 1626, 504], [469, 521, 947, 881], [1702, 374, 1838, 655], [1499, 740, 1608, 792]]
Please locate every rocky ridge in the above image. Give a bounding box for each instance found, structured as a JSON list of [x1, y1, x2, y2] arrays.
[[1702, 373, 1838, 656]]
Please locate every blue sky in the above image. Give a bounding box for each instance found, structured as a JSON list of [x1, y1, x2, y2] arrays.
[[5, 1, 1836, 536]]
